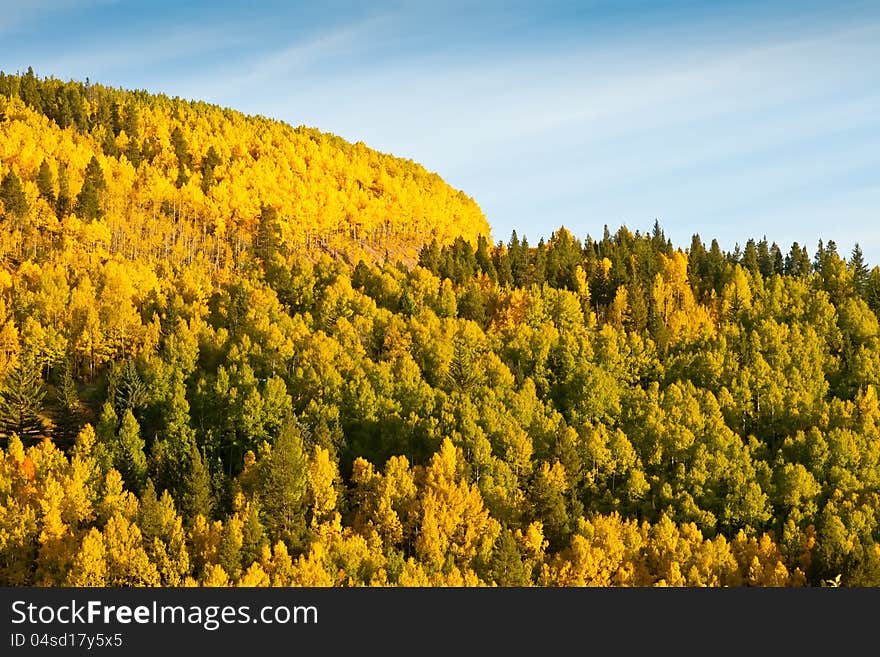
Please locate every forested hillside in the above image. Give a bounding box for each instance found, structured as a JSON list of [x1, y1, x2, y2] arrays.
[[0, 68, 487, 266], [1, 71, 879, 587]]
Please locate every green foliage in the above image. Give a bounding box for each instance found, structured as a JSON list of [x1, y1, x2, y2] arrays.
[[0, 69, 878, 587], [75, 155, 105, 220], [0, 169, 29, 218], [249, 418, 308, 547], [36, 160, 55, 204], [0, 359, 47, 442]]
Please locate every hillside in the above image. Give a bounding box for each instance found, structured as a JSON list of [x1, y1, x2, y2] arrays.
[[1, 71, 879, 588], [0, 69, 488, 268]]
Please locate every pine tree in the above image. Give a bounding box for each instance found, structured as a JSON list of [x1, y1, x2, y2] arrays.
[[850, 244, 869, 294], [0, 169, 29, 218], [785, 242, 811, 277], [742, 239, 759, 273], [115, 409, 147, 492], [0, 359, 47, 443], [19, 67, 43, 112], [36, 160, 55, 204], [200, 145, 221, 194], [55, 361, 84, 446], [494, 242, 513, 287], [475, 235, 497, 282], [771, 242, 784, 276], [115, 360, 148, 414], [182, 440, 213, 520], [75, 156, 106, 220], [258, 418, 308, 545], [418, 239, 442, 274], [151, 376, 212, 520], [171, 126, 192, 188], [447, 335, 479, 392], [240, 497, 267, 567], [756, 237, 774, 277], [256, 204, 283, 266], [490, 530, 530, 586], [96, 401, 119, 445]]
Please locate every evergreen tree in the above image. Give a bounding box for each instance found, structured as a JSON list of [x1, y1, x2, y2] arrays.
[[36, 160, 55, 204], [458, 283, 487, 326], [171, 126, 192, 188], [0, 169, 29, 218], [240, 498, 267, 567], [123, 105, 143, 167], [850, 244, 869, 294], [688, 233, 711, 298], [475, 235, 497, 282], [785, 242, 811, 277], [200, 145, 221, 194], [770, 242, 784, 276], [19, 67, 43, 112], [54, 361, 84, 446], [75, 156, 106, 220], [151, 376, 212, 520], [258, 418, 308, 545], [494, 242, 513, 287], [255, 204, 283, 266], [418, 239, 441, 274], [814, 239, 826, 273], [115, 360, 149, 415], [0, 359, 47, 443], [757, 237, 773, 277], [447, 335, 480, 392], [707, 239, 726, 293], [742, 239, 759, 273], [182, 441, 214, 520], [510, 231, 531, 287], [115, 409, 148, 491], [490, 530, 530, 586]]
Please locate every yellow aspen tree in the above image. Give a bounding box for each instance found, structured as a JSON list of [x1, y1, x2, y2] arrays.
[[102, 513, 160, 586], [238, 562, 270, 586], [35, 475, 76, 585], [201, 564, 230, 587], [415, 438, 500, 573], [307, 445, 339, 529], [65, 528, 107, 586]]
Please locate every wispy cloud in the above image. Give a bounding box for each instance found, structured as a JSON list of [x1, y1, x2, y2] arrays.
[[0, 0, 117, 35], [34, 24, 255, 80], [185, 14, 393, 103]]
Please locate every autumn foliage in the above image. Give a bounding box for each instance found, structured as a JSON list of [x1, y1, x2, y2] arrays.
[[1, 71, 880, 587]]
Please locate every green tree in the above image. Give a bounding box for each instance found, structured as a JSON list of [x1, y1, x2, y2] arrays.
[[54, 361, 84, 446], [115, 409, 148, 491], [115, 360, 149, 415], [75, 156, 106, 220], [850, 244, 869, 295], [182, 441, 214, 521], [0, 359, 47, 442], [490, 530, 531, 586], [151, 376, 213, 520], [0, 169, 29, 218], [36, 160, 55, 204], [741, 239, 759, 273], [200, 145, 221, 194], [256, 418, 308, 546]]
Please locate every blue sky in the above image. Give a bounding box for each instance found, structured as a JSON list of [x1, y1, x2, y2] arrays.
[[2, 0, 879, 263]]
